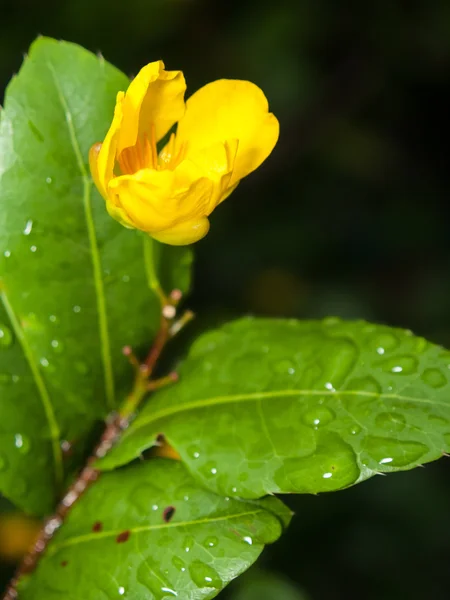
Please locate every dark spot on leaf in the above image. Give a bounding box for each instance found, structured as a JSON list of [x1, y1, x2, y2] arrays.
[[61, 560, 68, 567], [92, 521, 103, 532], [163, 506, 176, 522], [116, 530, 131, 543], [156, 433, 165, 445]]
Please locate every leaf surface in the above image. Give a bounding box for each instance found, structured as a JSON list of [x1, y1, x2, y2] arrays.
[[19, 460, 290, 600], [0, 38, 192, 514], [100, 318, 450, 497]]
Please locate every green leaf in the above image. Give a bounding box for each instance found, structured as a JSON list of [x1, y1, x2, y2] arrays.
[[0, 37, 192, 515], [99, 318, 450, 497], [19, 459, 290, 600]]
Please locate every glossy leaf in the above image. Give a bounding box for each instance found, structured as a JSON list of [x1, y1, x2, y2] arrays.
[[0, 37, 192, 515], [19, 459, 291, 600], [100, 318, 450, 497]]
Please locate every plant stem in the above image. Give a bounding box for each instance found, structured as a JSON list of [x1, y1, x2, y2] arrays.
[[2, 292, 192, 600]]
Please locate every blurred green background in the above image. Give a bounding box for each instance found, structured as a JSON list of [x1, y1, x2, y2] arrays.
[[2, 0, 450, 598]]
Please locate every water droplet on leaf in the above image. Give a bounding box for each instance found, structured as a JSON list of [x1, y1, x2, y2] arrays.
[[349, 425, 361, 435], [199, 461, 219, 478], [273, 359, 296, 375], [427, 414, 449, 427], [379, 355, 418, 375], [51, 339, 63, 353], [421, 368, 447, 389], [0, 325, 13, 348], [302, 406, 335, 429], [375, 412, 406, 432], [14, 433, 30, 453], [362, 436, 427, 467], [370, 332, 400, 352], [346, 375, 382, 394], [23, 220, 33, 235], [189, 561, 221, 589], [182, 535, 194, 554], [161, 588, 177, 597], [187, 444, 201, 460], [171, 556, 186, 572]]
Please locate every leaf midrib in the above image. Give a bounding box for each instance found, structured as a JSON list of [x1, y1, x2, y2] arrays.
[[46, 59, 115, 410], [124, 388, 449, 440], [48, 508, 265, 554]]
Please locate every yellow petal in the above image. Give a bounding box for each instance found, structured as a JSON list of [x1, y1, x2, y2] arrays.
[[91, 91, 124, 199], [105, 200, 136, 229], [108, 167, 213, 233], [118, 60, 186, 153], [152, 217, 210, 245], [89, 142, 103, 195], [176, 79, 279, 185], [176, 139, 239, 212]]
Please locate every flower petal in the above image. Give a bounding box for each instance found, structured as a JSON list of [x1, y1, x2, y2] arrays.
[[118, 60, 186, 153], [91, 91, 125, 199], [152, 217, 210, 245], [175, 139, 239, 212], [108, 167, 213, 233], [176, 80, 279, 185]]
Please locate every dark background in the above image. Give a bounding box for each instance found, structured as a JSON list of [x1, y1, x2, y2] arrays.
[[1, 0, 450, 598]]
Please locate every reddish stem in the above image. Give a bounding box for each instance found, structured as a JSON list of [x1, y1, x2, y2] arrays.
[[2, 298, 191, 600]]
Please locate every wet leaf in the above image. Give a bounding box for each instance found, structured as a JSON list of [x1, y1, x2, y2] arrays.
[[0, 37, 192, 515], [19, 460, 291, 600], [100, 318, 450, 497]]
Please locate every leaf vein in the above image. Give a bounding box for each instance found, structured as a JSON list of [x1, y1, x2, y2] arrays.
[[46, 61, 115, 409], [125, 389, 449, 440], [48, 509, 264, 553]]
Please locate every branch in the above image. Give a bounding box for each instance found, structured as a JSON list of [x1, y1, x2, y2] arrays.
[[2, 290, 193, 600]]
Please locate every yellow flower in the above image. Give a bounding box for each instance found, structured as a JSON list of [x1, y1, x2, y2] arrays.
[[89, 61, 279, 245]]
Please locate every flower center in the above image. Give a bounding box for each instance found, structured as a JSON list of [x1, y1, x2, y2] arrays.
[[117, 124, 186, 175]]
